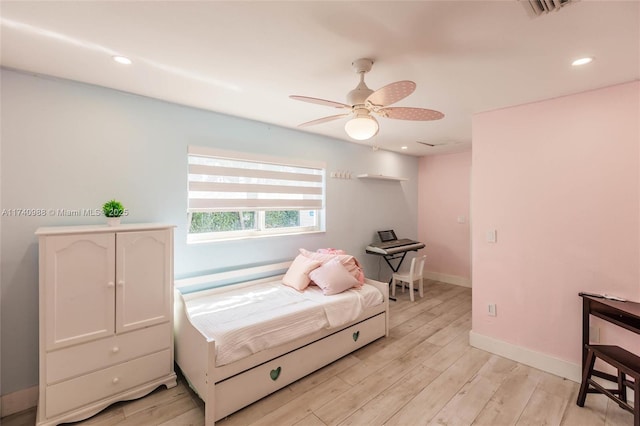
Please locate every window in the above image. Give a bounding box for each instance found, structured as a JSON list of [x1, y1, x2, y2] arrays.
[[187, 146, 325, 242]]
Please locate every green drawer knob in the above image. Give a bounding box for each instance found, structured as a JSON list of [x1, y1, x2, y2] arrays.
[[353, 331, 360, 342], [270, 366, 281, 381]]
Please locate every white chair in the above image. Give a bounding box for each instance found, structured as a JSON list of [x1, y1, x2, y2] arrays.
[[391, 255, 426, 302]]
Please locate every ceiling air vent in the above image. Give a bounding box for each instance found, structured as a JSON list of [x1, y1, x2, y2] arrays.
[[520, 0, 575, 17]]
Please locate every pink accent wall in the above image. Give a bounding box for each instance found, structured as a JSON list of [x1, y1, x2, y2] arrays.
[[418, 151, 472, 280], [472, 81, 640, 364]]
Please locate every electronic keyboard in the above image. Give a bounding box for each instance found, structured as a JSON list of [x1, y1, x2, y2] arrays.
[[366, 240, 425, 255]]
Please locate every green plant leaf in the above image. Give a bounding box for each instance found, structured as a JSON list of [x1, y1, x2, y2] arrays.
[[102, 199, 125, 217]]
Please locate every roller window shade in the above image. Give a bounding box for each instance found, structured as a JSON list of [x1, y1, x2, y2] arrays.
[[188, 147, 325, 213]]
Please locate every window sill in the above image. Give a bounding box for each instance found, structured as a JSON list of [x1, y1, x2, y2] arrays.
[[187, 229, 326, 244]]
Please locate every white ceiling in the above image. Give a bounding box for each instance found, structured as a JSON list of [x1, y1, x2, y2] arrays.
[[1, 1, 638, 156]]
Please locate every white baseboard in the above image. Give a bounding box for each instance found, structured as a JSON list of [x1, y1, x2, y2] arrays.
[[424, 271, 471, 288], [469, 330, 582, 383], [1, 385, 38, 418]]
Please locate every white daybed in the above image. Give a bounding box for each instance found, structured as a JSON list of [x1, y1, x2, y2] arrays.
[[174, 261, 389, 425]]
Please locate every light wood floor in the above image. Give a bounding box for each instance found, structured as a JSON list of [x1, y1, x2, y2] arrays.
[[3, 281, 634, 426]]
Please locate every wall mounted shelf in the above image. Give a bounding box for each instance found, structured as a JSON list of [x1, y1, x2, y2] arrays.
[[356, 174, 408, 182]]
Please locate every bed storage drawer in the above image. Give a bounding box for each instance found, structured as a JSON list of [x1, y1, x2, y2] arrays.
[[215, 313, 386, 420], [45, 349, 172, 418], [46, 322, 171, 384]]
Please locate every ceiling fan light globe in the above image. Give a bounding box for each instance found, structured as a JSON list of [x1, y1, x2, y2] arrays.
[[345, 116, 379, 141]]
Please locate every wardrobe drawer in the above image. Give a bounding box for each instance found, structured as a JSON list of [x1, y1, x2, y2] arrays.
[[215, 313, 386, 420], [46, 349, 172, 418], [46, 322, 170, 384]]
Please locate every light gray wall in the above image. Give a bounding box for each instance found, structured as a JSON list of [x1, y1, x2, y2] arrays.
[[0, 68, 418, 395]]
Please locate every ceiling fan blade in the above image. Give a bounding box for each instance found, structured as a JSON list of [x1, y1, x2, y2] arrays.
[[366, 81, 416, 107], [379, 107, 444, 121], [297, 113, 351, 128], [289, 95, 351, 109]]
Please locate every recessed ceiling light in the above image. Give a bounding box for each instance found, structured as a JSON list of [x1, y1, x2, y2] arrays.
[[401, 146, 408, 150], [572, 57, 593, 67], [112, 55, 132, 65]]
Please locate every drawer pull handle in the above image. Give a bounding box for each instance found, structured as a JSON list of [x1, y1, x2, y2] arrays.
[[353, 331, 360, 342], [118, 280, 125, 286], [270, 366, 281, 381], [112, 377, 119, 384], [112, 347, 120, 353], [107, 281, 115, 288]]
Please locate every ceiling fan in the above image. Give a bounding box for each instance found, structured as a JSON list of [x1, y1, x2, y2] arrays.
[[290, 58, 444, 141]]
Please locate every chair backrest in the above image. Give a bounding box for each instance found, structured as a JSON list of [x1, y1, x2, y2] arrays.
[[409, 255, 427, 280]]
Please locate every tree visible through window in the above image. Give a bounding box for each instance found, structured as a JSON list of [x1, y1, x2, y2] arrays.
[[265, 210, 299, 228], [189, 211, 256, 233]]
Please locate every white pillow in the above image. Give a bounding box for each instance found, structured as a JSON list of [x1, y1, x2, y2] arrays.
[[309, 258, 361, 295], [282, 254, 322, 291]]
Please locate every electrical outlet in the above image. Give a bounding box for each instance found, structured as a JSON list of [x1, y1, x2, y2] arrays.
[[488, 304, 497, 317]]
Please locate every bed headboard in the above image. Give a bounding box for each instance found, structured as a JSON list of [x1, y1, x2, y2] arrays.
[[174, 260, 293, 294]]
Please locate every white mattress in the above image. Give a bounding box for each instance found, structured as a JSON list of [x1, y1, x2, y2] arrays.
[[184, 280, 384, 366]]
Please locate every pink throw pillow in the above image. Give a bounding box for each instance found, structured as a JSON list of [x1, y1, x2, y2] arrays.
[[299, 248, 365, 285], [317, 248, 347, 255], [282, 254, 322, 291], [309, 258, 361, 295]]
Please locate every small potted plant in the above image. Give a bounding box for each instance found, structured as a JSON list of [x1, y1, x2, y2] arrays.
[[102, 199, 125, 226]]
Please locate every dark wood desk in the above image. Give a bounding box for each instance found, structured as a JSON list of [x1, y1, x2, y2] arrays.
[[581, 294, 640, 380]]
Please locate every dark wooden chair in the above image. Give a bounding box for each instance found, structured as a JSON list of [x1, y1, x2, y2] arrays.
[[577, 344, 639, 426]]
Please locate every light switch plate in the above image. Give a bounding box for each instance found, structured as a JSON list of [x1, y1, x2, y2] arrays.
[[488, 303, 497, 316]]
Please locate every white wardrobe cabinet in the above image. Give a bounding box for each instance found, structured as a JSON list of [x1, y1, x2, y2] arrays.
[[35, 224, 177, 426]]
